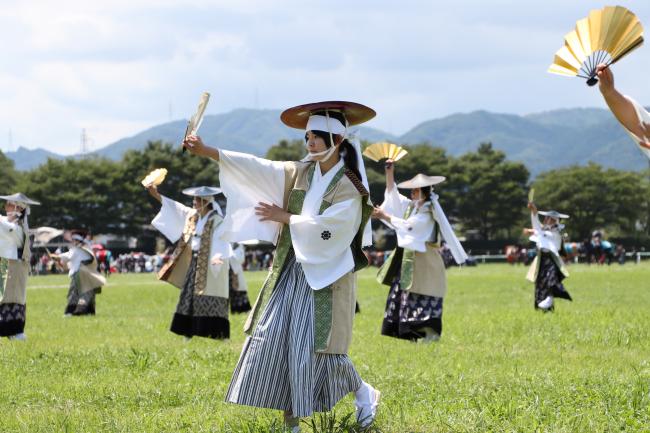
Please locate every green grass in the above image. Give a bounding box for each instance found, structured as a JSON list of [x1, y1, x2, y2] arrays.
[[1, 263, 649, 432]]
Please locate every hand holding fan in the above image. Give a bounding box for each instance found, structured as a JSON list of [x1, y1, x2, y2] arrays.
[[548, 6, 644, 86], [141, 168, 168, 187], [362, 142, 408, 162], [182, 92, 210, 151]]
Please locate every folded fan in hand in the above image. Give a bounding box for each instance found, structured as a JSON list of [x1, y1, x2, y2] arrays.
[[362, 142, 408, 162], [141, 168, 168, 187], [548, 5, 643, 86], [185, 92, 210, 138]]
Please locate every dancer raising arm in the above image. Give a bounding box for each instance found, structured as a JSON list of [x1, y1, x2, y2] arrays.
[[183, 101, 379, 432]]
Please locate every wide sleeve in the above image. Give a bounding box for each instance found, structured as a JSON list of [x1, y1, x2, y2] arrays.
[[289, 197, 361, 265], [218, 149, 287, 244], [208, 221, 232, 279], [530, 212, 543, 233], [622, 96, 650, 160], [379, 187, 411, 228], [0, 217, 23, 246], [389, 212, 433, 253], [58, 250, 73, 263], [151, 195, 194, 243]]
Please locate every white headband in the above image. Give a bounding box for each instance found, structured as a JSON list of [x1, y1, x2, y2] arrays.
[[306, 115, 346, 135]]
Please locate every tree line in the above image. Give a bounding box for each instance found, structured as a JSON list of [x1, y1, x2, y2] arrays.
[[2, 140, 649, 243]]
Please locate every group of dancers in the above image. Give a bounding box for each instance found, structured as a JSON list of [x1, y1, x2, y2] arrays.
[[1, 61, 647, 430]]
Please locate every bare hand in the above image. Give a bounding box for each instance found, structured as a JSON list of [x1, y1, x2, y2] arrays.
[[211, 254, 224, 266], [183, 134, 207, 156], [527, 202, 537, 214], [596, 64, 614, 95], [255, 202, 291, 224], [372, 206, 390, 221], [523, 228, 534, 235], [385, 159, 394, 172]]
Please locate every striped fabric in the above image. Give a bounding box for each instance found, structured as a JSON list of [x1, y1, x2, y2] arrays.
[[226, 254, 362, 417]]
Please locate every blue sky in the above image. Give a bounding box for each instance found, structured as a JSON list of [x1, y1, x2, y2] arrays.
[[1, 0, 649, 155]]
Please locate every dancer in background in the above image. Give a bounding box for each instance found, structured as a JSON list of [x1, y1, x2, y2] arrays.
[[53, 232, 106, 316], [147, 185, 232, 339], [373, 160, 467, 342], [524, 202, 572, 311], [183, 100, 379, 431], [0, 193, 40, 340]]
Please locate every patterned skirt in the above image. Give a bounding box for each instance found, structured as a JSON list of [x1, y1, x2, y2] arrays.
[[229, 269, 251, 314], [382, 278, 444, 340], [0, 258, 26, 336], [226, 255, 362, 418], [64, 272, 99, 316], [535, 252, 572, 310], [171, 255, 229, 339]]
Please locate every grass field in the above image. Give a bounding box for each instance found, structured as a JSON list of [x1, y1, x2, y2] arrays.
[[1, 262, 649, 432]]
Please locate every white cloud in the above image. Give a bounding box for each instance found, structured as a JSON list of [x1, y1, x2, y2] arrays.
[[1, 0, 649, 154]]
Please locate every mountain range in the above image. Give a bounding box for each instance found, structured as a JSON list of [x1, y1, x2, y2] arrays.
[[6, 107, 649, 175]]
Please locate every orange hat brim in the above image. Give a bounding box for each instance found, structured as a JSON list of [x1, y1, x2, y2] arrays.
[[280, 100, 376, 129]]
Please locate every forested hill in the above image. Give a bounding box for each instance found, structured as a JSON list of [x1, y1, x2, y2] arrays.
[[7, 106, 649, 174]]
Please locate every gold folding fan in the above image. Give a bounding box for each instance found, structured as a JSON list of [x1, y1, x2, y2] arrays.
[[363, 142, 408, 162], [141, 168, 168, 187], [548, 5, 644, 86]]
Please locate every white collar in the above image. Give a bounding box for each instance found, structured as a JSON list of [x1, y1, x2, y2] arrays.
[[313, 159, 344, 185]]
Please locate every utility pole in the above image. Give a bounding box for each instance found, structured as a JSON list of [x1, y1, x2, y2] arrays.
[[80, 128, 89, 156]]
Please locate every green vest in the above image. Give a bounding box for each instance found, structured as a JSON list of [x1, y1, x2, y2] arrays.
[[244, 162, 372, 352]]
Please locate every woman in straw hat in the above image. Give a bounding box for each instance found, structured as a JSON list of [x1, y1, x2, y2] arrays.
[[183, 101, 379, 431], [0, 193, 40, 340], [596, 64, 650, 160], [372, 161, 467, 342], [51, 231, 106, 316], [146, 185, 232, 340], [524, 202, 572, 311]]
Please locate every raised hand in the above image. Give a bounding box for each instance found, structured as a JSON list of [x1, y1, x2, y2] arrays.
[[596, 63, 615, 95], [146, 185, 162, 203]]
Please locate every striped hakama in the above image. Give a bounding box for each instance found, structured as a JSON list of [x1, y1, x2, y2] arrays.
[[226, 254, 362, 417]]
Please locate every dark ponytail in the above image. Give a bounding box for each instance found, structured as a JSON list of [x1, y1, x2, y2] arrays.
[[339, 139, 362, 180]]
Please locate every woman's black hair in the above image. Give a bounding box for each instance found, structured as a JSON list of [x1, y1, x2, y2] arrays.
[[305, 110, 362, 180], [420, 187, 432, 202]]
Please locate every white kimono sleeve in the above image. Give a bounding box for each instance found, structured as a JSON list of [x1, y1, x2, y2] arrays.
[[379, 187, 411, 230], [622, 96, 650, 160], [0, 217, 23, 249], [151, 196, 195, 243], [218, 150, 286, 244], [289, 197, 361, 265], [208, 222, 232, 279], [389, 212, 432, 253]]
